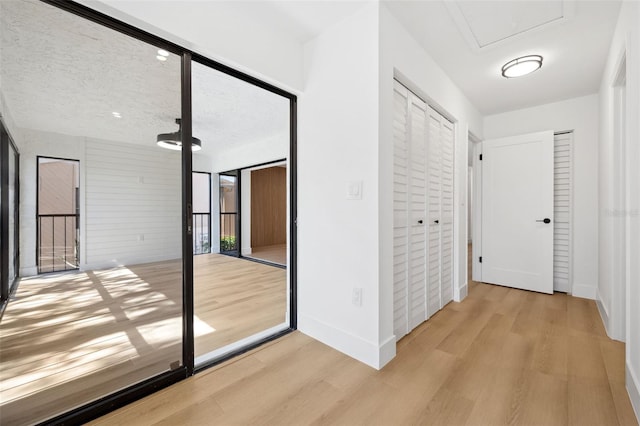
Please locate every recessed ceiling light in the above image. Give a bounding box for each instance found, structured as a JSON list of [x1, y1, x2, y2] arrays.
[[501, 55, 543, 78], [112, 112, 122, 118], [157, 49, 169, 57], [156, 55, 167, 62]]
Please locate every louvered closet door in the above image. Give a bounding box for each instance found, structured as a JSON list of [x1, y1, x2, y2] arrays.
[[393, 82, 410, 339], [408, 94, 428, 330], [427, 107, 455, 316], [439, 118, 455, 306], [427, 107, 442, 317], [554, 132, 572, 293]]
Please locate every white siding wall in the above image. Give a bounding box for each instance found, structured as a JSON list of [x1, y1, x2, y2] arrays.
[[84, 139, 181, 268]]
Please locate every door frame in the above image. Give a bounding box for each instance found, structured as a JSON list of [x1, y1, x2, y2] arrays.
[[473, 131, 570, 292], [35, 156, 80, 274], [30, 0, 298, 423], [0, 119, 20, 311]]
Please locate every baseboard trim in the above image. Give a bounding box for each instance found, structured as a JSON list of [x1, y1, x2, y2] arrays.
[[378, 334, 396, 368], [298, 314, 393, 370], [572, 283, 597, 300], [627, 362, 640, 424], [455, 283, 468, 302], [19, 266, 38, 277], [595, 289, 610, 336]]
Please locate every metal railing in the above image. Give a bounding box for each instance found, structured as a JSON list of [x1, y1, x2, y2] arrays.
[[193, 213, 211, 255], [37, 214, 79, 273]]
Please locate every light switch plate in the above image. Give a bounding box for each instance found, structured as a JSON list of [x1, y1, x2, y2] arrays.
[[347, 180, 363, 200]]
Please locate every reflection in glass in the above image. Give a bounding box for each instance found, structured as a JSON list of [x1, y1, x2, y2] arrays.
[[192, 61, 290, 363], [193, 172, 212, 255], [0, 0, 183, 423], [220, 173, 238, 254]]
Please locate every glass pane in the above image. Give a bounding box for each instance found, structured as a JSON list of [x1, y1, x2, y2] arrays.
[[193, 172, 211, 255], [8, 145, 16, 284], [220, 175, 237, 213], [192, 61, 290, 363], [0, 0, 183, 423], [37, 157, 79, 273]]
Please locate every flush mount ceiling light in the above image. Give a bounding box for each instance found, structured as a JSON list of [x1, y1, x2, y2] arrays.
[[501, 55, 543, 78], [157, 118, 202, 152]]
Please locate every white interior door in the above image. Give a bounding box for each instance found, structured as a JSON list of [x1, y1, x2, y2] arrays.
[[481, 131, 554, 294]]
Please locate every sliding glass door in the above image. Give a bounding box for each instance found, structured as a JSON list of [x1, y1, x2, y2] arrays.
[[192, 61, 291, 366], [0, 1, 184, 423], [0, 120, 19, 304], [0, 0, 296, 423]]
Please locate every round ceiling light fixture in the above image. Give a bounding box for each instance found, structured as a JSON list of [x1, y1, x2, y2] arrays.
[[157, 118, 202, 152], [501, 55, 543, 78]]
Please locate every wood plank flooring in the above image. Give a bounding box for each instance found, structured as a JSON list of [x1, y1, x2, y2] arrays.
[[246, 244, 287, 266], [0, 254, 286, 425], [92, 273, 637, 425]]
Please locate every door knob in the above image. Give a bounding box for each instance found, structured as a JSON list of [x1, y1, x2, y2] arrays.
[[418, 220, 423, 224], [434, 220, 439, 224], [536, 218, 551, 224]]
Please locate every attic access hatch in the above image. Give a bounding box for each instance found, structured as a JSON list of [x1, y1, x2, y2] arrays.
[[445, 0, 576, 51]]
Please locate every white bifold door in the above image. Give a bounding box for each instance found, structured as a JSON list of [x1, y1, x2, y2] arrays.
[[393, 81, 454, 341], [481, 131, 554, 294]]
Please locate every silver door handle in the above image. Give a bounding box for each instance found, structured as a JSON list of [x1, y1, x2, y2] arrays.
[[536, 218, 551, 224]]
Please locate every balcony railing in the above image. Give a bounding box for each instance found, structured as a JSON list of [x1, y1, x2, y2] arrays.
[[37, 214, 79, 274]]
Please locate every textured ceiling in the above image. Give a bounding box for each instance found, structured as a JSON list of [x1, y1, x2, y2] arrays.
[[0, 0, 289, 156]]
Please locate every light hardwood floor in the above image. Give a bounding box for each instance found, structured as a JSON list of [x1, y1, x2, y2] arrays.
[[246, 244, 287, 266], [92, 269, 638, 425], [0, 254, 286, 425]]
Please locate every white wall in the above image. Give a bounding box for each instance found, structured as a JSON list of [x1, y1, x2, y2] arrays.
[[17, 129, 182, 275], [484, 94, 600, 300], [78, 0, 304, 93], [378, 3, 483, 354], [598, 1, 640, 419], [210, 134, 288, 174], [298, 3, 384, 368]]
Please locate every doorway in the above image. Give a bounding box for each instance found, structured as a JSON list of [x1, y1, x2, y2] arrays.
[[612, 53, 627, 341], [219, 171, 239, 257], [36, 157, 79, 274]]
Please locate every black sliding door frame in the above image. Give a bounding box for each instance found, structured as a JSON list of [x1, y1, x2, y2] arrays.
[[0, 119, 20, 312], [35, 156, 80, 274], [29, 0, 297, 424], [218, 170, 241, 257]]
